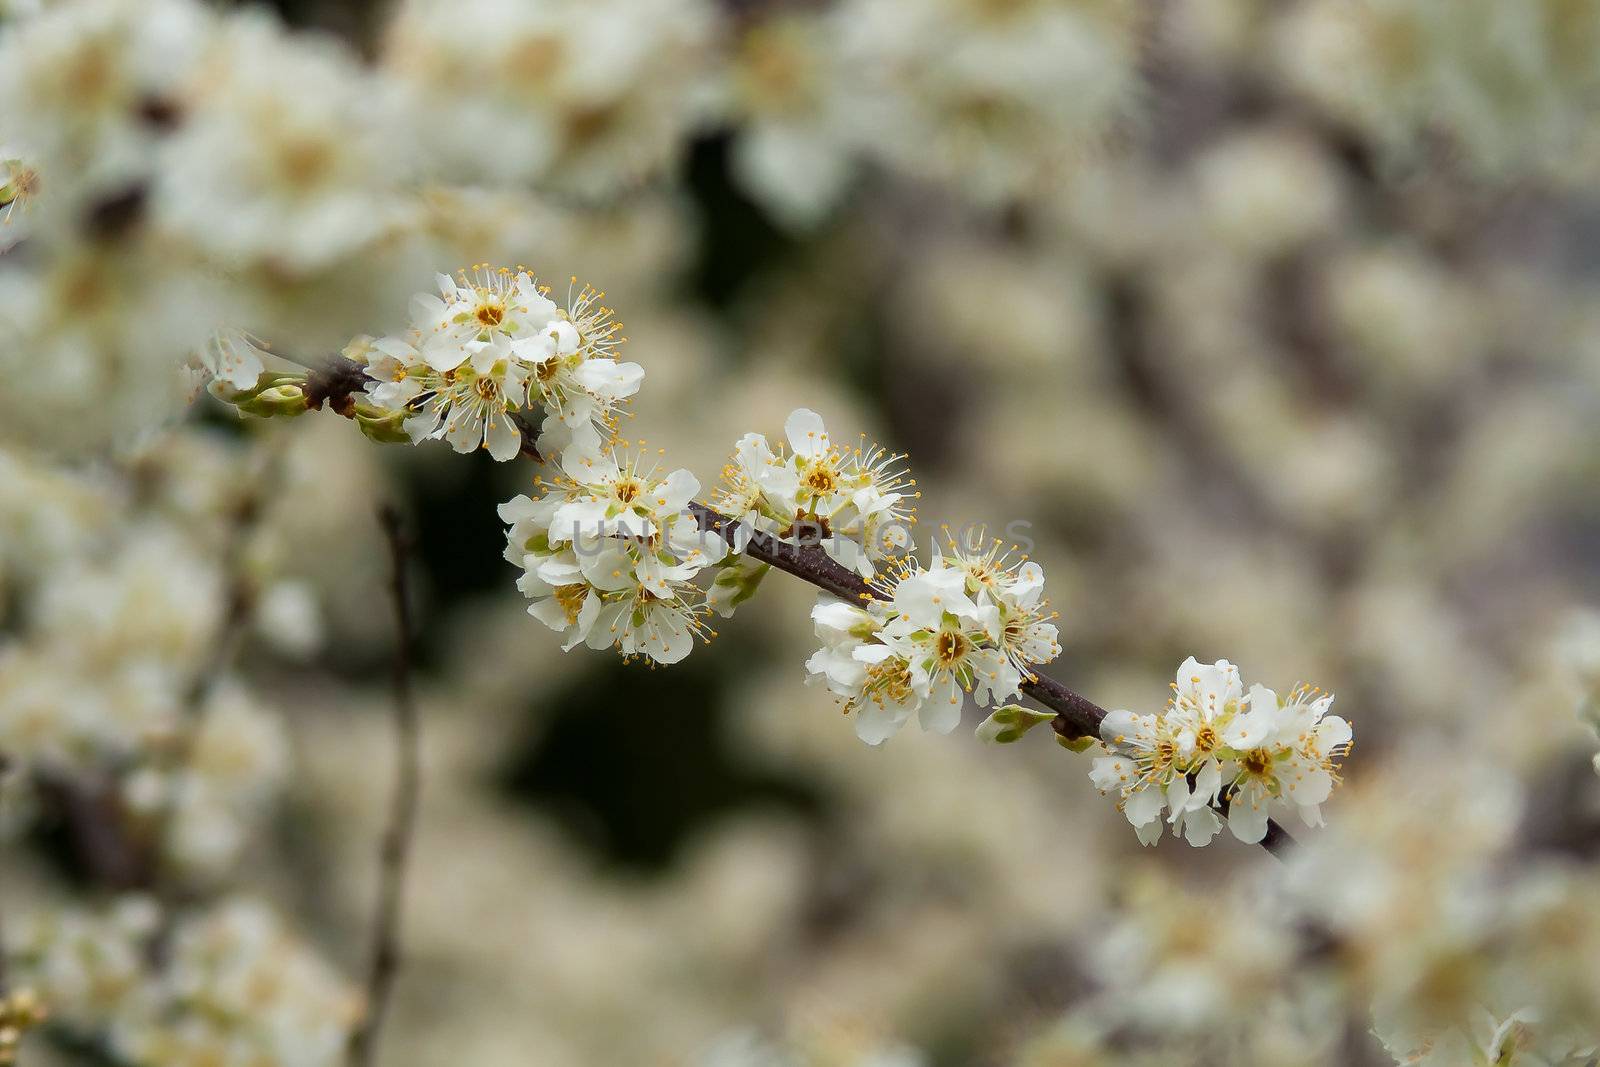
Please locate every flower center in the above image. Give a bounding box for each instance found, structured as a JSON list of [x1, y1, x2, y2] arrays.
[[1194, 725, 1218, 753], [476, 303, 505, 327], [804, 463, 838, 494], [278, 137, 335, 188], [2, 166, 39, 203], [554, 584, 587, 624], [865, 657, 913, 703], [535, 358, 560, 382], [614, 478, 643, 504], [1154, 739, 1177, 768], [935, 629, 970, 667], [1241, 748, 1273, 776], [474, 378, 499, 400]]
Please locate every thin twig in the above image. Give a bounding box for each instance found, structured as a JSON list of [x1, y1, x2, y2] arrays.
[[347, 506, 424, 1067]]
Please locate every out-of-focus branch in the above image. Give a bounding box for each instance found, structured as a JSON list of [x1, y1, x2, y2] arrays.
[[167, 493, 261, 773], [347, 506, 424, 1067]]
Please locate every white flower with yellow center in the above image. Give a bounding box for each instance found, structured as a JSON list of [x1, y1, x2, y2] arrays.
[[1228, 683, 1350, 838], [941, 538, 1061, 678], [714, 408, 916, 577], [501, 446, 724, 665], [0, 147, 41, 236], [1090, 658, 1350, 848], [803, 597, 925, 746], [412, 265, 562, 373], [527, 282, 643, 462], [364, 268, 643, 464], [1091, 709, 1184, 846], [801, 555, 1029, 746], [378, 332, 531, 461], [501, 493, 609, 651]]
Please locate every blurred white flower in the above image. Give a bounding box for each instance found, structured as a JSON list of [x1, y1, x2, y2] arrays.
[[382, 0, 717, 193], [152, 12, 411, 273]]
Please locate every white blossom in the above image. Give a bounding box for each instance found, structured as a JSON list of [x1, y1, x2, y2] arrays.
[[501, 445, 725, 664], [1091, 658, 1350, 847], [363, 267, 643, 463], [715, 408, 916, 577], [803, 545, 1059, 746]]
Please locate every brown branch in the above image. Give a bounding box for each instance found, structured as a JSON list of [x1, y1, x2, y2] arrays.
[[348, 506, 424, 1067], [304, 355, 369, 417], [687, 502, 1293, 858], [688, 503, 1114, 742]]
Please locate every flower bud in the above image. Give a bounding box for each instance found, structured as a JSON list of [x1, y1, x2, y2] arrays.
[[353, 401, 411, 444], [210, 372, 309, 418]]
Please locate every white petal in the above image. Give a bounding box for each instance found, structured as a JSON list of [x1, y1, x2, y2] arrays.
[[1124, 785, 1166, 827], [485, 414, 522, 461], [784, 408, 830, 458], [655, 468, 700, 513], [1179, 806, 1223, 847], [853, 700, 911, 746], [1227, 794, 1269, 844], [918, 676, 963, 734], [573, 358, 644, 400]]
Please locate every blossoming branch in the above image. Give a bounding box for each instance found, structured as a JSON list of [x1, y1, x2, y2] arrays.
[[204, 265, 1352, 854]]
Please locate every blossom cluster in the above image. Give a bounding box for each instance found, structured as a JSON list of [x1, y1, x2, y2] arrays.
[[363, 266, 641, 462], [0, 433, 358, 1066], [501, 447, 725, 664], [1090, 658, 1351, 846], [804, 543, 1061, 745], [217, 270, 1352, 860], [714, 408, 917, 578], [3, 0, 1596, 1059]]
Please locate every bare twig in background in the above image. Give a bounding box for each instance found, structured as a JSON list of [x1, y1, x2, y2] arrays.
[[348, 506, 424, 1067]]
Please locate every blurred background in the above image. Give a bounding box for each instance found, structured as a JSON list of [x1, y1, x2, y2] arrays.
[[3, 0, 1600, 1064]]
